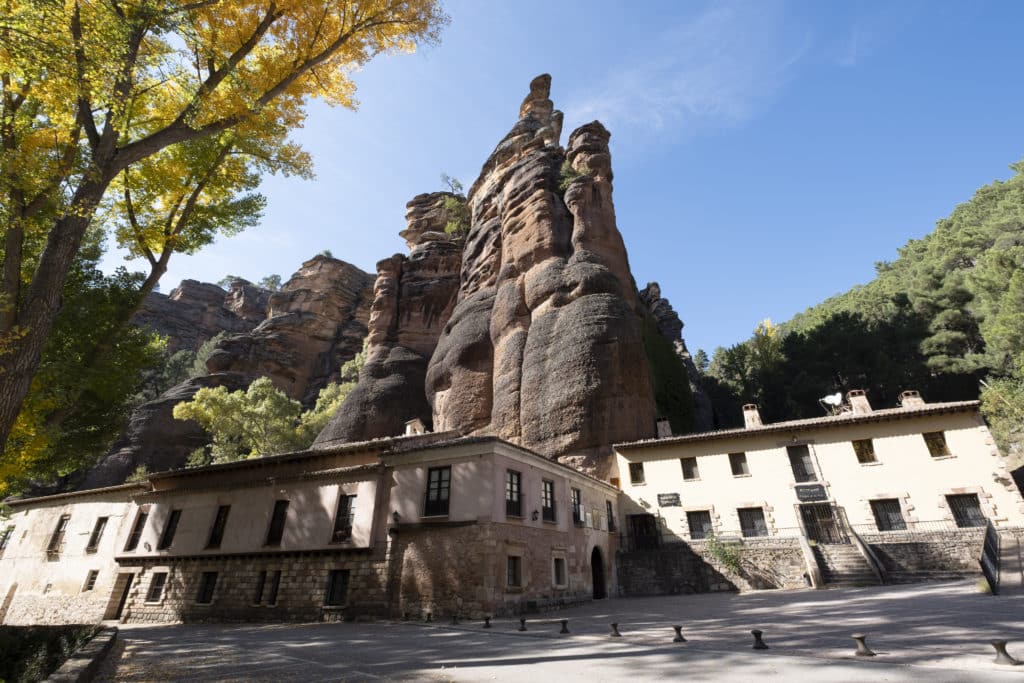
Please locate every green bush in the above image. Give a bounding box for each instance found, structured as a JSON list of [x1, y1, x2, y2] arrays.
[[705, 534, 743, 574], [0, 625, 98, 683], [642, 315, 696, 435]]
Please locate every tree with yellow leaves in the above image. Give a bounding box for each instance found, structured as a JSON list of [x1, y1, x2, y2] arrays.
[[0, 0, 448, 459]]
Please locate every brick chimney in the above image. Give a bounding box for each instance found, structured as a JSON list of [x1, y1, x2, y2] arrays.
[[742, 404, 763, 428], [656, 418, 673, 438], [899, 390, 925, 408], [847, 390, 872, 415]]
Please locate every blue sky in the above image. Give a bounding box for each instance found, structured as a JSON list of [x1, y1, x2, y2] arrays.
[[102, 0, 1024, 355]]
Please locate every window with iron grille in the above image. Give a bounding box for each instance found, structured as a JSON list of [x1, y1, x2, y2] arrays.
[[424, 466, 451, 516], [852, 439, 877, 464], [324, 569, 350, 606], [147, 572, 168, 602], [254, 571, 267, 605], [85, 517, 108, 553], [265, 500, 289, 547], [157, 509, 182, 550], [196, 572, 218, 604], [124, 508, 149, 552], [541, 480, 556, 522], [606, 500, 616, 532], [628, 462, 646, 485], [923, 432, 951, 457], [206, 505, 231, 549], [729, 453, 749, 476], [870, 499, 907, 531], [553, 557, 566, 587], [787, 445, 817, 483], [687, 510, 713, 539], [0, 526, 12, 556], [681, 457, 700, 481], [266, 570, 281, 605], [47, 514, 70, 554], [332, 494, 356, 543], [507, 556, 522, 588], [947, 494, 986, 528], [571, 488, 583, 526], [738, 507, 768, 537], [505, 470, 522, 517], [82, 570, 99, 592]]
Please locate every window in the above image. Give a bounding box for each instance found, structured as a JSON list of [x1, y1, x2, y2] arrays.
[[332, 494, 356, 543], [681, 457, 699, 481], [738, 507, 768, 537], [47, 514, 70, 554], [206, 505, 231, 549], [947, 494, 986, 528], [83, 570, 99, 592], [147, 572, 168, 602], [266, 570, 281, 606], [255, 569, 282, 605], [265, 500, 289, 546], [424, 466, 451, 516], [571, 488, 583, 526], [124, 509, 149, 552], [324, 569, 350, 606], [0, 526, 12, 556], [254, 571, 267, 605], [870, 499, 907, 531], [787, 445, 817, 483], [924, 432, 951, 457], [729, 453, 749, 476], [853, 439, 877, 464], [541, 480, 556, 522], [196, 572, 218, 604], [507, 556, 522, 588], [628, 462, 646, 485], [85, 517, 108, 553], [553, 558, 566, 587], [606, 500, 616, 533], [505, 470, 522, 517], [687, 510, 713, 540], [157, 509, 182, 550]]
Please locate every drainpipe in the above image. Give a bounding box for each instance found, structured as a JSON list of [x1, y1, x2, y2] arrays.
[[795, 505, 824, 589]]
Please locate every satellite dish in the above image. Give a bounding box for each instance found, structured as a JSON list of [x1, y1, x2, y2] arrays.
[[822, 392, 843, 406]]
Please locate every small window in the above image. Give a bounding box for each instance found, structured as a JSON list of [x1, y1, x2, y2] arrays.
[[505, 470, 522, 518], [853, 439, 877, 464], [507, 556, 522, 588], [196, 572, 218, 604], [254, 571, 267, 605], [924, 432, 951, 457], [207, 505, 231, 549], [606, 500, 616, 533], [870, 499, 907, 531], [681, 457, 699, 481], [424, 466, 451, 516], [947, 493, 986, 528], [0, 526, 12, 555], [82, 570, 99, 592], [85, 517, 108, 553], [47, 514, 71, 555], [628, 462, 646, 485], [571, 488, 583, 526], [553, 557, 566, 587], [147, 572, 168, 602], [687, 510, 713, 540], [124, 509, 149, 552], [787, 445, 817, 483], [541, 480, 556, 522], [267, 570, 281, 606], [157, 509, 182, 550], [332, 494, 356, 543], [729, 453, 749, 476], [324, 569, 350, 606], [738, 507, 768, 537], [265, 500, 289, 547]]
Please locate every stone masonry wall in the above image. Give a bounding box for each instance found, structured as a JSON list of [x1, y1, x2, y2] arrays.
[[862, 528, 985, 582]]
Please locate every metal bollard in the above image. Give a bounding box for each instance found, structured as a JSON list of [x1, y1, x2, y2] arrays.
[[425, 612, 432, 623], [451, 614, 459, 625], [483, 616, 492, 629], [851, 633, 875, 657], [751, 629, 769, 650], [519, 617, 527, 632], [991, 640, 1020, 666], [672, 625, 687, 643], [560, 619, 570, 634], [610, 622, 622, 637]]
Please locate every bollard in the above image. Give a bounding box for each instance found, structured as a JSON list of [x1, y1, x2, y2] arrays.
[[451, 614, 459, 625], [519, 618, 528, 632], [751, 629, 769, 650], [425, 612, 432, 623], [402, 612, 409, 621], [610, 622, 622, 637], [991, 640, 1020, 666], [672, 625, 687, 643], [483, 616, 492, 629], [559, 619, 570, 634], [851, 633, 875, 657]]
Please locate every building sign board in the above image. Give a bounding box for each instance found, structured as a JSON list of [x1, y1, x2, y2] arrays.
[[795, 484, 828, 502], [657, 493, 682, 507]]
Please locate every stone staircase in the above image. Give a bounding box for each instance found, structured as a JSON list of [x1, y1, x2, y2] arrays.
[[998, 533, 1024, 594], [812, 543, 880, 587]]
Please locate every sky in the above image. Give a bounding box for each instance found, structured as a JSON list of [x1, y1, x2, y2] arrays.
[[101, 0, 1024, 355]]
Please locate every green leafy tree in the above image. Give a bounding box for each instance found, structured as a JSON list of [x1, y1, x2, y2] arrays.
[[258, 275, 283, 291]]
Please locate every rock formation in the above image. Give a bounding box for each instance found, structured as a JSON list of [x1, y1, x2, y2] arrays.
[[314, 194, 463, 446]]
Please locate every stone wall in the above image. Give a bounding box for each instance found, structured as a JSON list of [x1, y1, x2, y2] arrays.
[[861, 528, 985, 582]]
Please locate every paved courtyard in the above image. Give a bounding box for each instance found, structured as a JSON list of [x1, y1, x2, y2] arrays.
[[97, 579, 1024, 681]]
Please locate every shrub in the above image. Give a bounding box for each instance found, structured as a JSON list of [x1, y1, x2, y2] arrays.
[[0, 625, 99, 683]]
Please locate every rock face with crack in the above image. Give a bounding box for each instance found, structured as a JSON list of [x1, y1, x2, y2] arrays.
[[424, 75, 658, 476]]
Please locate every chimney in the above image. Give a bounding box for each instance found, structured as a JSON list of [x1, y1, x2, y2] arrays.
[[742, 404, 763, 428], [899, 390, 925, 408], [847, 390, 872, 415], [404, 418, 426, 436], [656, 418, 673, 438]]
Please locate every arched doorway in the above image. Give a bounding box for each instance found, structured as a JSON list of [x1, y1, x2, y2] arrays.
[[591, 547, 606, 599]]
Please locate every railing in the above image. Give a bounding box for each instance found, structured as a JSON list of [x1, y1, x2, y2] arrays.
[[620, 526, 804, 552], [981, 519, 1000, 595], [849, 519, 982, 537]]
